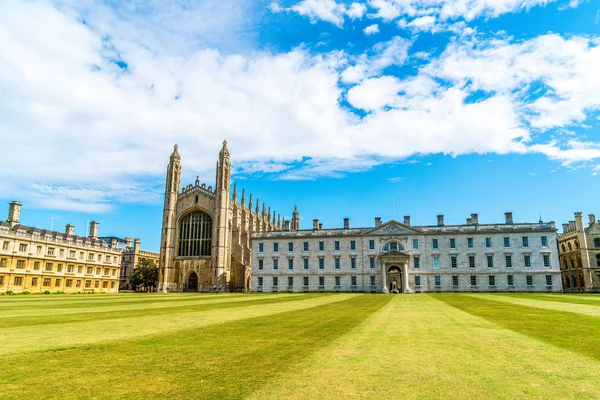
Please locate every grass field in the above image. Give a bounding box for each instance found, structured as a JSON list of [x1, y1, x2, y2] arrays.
[[1, 293, 599, 399]]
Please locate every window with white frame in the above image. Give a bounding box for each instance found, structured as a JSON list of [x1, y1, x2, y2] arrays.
[[524, 255, 531, 268], [470, 275, 477, 286], [303, 258, 309, 270], [452, 275, 459, 286], [504, 237, 510, 248], [505, 255, 512, 268], [507, 275, 514, 286], [487, 255, 494, 268], [273, 258, 278, 270], [415, 275, 421, 286], [451, 256, 457, 269], [319, 276, 325, 286], [335, 276, 341, 286], [433, 257, 440, 269], [543, 254, 550, 268], [434, 275, 441, 286], [288, 258, 294, 270], [526, 275, 533, 286]]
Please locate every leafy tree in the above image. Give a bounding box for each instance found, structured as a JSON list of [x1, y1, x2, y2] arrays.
[[129, 258, 158, 292]]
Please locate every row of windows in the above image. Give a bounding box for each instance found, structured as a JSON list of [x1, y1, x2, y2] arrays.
[[258, 256, 375, 271], [256, 274, 553, 288], [0, 259, 118, 276], [421, 274, 553, 287], [0, 242, 118, 263], [257, 235, 549, 254], [257, 254, 551, 270], [0, 276, 117, 288], [419, 254, 551, 269], [257, 275, 376, 287]]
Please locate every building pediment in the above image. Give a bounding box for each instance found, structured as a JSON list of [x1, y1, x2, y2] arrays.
[[365, 220, 423, 236]]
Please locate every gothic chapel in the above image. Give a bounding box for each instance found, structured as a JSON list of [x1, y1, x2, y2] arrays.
[[158, 141, 286, 292]]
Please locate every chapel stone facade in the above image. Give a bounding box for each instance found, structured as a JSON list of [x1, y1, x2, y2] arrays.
[[158, 141, 284, 292]]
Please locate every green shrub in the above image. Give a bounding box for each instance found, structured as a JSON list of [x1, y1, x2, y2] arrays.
[[6, 290, 15, 295], [21, 291, 30, 295], [43, 290, 51, 295]]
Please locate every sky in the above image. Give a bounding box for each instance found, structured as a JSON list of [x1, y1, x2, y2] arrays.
[[0, 0, 599, 252]]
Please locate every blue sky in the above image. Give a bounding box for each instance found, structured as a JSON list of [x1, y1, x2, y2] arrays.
[[0, 0, 599, 252]]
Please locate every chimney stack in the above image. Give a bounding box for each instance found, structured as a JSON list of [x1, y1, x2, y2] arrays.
[[403, 215, 411, 226], [471, 213, 479, 225], [313, 219, 319, 230], [284, 220, 291, 231], [7, 201, 21, 228], [319, 223, 323, 230], [110, 238, 118, 249], [125, 237, 133, 248], [467, 217, 473, 225], [134, 238, 141, 254], [375, 217, 382, 226], [437, 214, 444, 226], [562, 223, 569, 233], [89, 220, 99, 239], [504, 212, 513, 224], [65, 224, 75, 236], [343, 218, 350, 229], [589, 214, 596, 225]]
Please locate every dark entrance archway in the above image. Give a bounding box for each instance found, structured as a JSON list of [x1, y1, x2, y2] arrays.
[[387, 266, 403, 293], [187, 272, 199, 292]]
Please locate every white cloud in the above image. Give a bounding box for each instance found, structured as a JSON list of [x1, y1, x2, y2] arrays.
[[341, 36, 411, 83], [407, 16, 437, 32], [1, 0, 600, 211], [289, 0, 350, 26], [347, 2, 368, 18], [363, 24, 380, 35], [368, 0, 402, 20]]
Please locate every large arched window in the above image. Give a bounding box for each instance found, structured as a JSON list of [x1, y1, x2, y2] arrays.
[[178, 211, 212, 257], [382, 241, 405, 252]]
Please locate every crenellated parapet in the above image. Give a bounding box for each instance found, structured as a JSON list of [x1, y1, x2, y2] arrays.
[[180, 177, 216, 200]]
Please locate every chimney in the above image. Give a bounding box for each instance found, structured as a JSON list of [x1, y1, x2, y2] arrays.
[[89, 220, 99, 239], [125, 237, 133, 248], [437, 214, 444, 226], [284, 220, 291, 231], [562, 223, 569, 233], [375, 217, 382, 226], [110, 238, 118, 249], [313, 219, 319, 230], [65, 224, 75, 236], [574, 212, 583, 231], [134, 238, 141, 254], [589, 214, 596, 225], [403, 215, 411, 226], [504, 212, 513, 224], [471, 213, 479, 225], [319, 223, 323, 230], [343, 218, 350, 229], [466, 217, 473, 225], [7, 201, 21, 227]]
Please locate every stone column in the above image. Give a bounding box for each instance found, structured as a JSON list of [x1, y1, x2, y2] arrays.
[[402, 262, 410, 293], [381, 261, 389, 293]]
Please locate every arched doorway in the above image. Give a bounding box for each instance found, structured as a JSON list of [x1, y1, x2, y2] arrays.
[[187, 272, 199, 292], [387, 266, 402, 293]]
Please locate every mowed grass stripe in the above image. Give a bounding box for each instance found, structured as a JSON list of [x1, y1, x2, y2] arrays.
[[464, 293, 600, 317], [435, 294, 600, 361], [0, 294, 309, 329], [0, 294, 358, 356], [247, 295, 600, 400], [0, 294, 298, 318], [0, 293, 237, 309], [0, 295, 389, 400], [493, 293, 600, 307]]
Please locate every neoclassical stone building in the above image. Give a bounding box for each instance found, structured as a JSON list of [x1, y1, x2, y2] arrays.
[[558, 212, 600, 292], [0, 202, 121, 293], [158, 142, 284, 292], [99, 236, 160, 290], [252, 213, 562, 293]]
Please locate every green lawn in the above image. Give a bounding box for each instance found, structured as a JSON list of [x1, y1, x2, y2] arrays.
[[1, 293, 599, 399]]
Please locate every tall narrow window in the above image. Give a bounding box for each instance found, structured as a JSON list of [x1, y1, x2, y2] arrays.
[[351, 276, 357, 286], [303, 276, 309, 286], [350, 240, 356, 251], [541, 236, 548, 247], [413, 239, 419, 249], [507, 275, 514, 286], [505, 255, 512, 268], [369, 240, 375, 250], [334, 241, 340, 251], [178, 211, 212, 257], [303, 242, 309, 252], [288, 242, 293, 252], [504, 237, 510, 248], [351, 257, 356, 269], [546, 275, 553, 286], [450, 238, 456, 249], [524, 255, 531, 268], [432, 239, 439, 249], [452, 275, 459, 286], [434, 275, 441, 286], [303, 258, 309, 270], [319, 276, 325, 286], [414, 257, 420, 269], [469, 255, 475, 268], [522, 236, 529, 248], [335, 276, 341, 286], [543, 254, 550, 268], [274, 243, 279, 252], [288, 258, 294, 270], [470, 275, 477, 286], [433, 257, 440, 269], [288, 276, 293, 287], [370, 257, 375, 269], [415, 275, 421, 286], [370, 275, 376, 286], [485, 237, 492, 248], [526, 275, 533, 286], [487, 255, 494, 268], [273, 258, 278, 270], [451, 256, 457, 269], [489, 275, 495, 286], [467, 238, 474, 248], [319, 241, 324, 251]]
